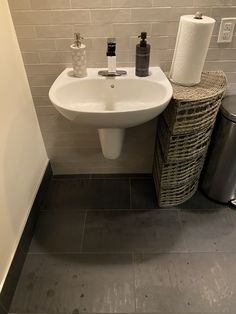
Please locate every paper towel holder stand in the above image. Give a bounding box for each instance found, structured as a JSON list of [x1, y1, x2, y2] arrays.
[[194, 12, 203, 20], [168, 11, 207, 87]]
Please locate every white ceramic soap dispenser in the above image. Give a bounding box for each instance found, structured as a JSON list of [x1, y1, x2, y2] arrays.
[[70, 32, 87, 78]]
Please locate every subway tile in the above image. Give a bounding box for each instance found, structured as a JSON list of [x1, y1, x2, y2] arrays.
[[91, 9, 131, 23], [51, 10, 90, 24], [151, 22, 179, 36], [90, 37, 109, 50], [194, 0, 233, 5], [113, 23, 151, 37], [204, 61, 236, 72], [220, 49, 236, 60], [36, 25, 74, 38], [206, 48, 222, 61], [153, 0, 193, 6], [112, 0, 152, 7], [12, 11, 52, 25], [10, 254, 135, 313], [89, 37, 129, 52], [39, 51, 72, 63], [25, 64, 67, 75], [36, 106, 73, 132], [130, 36, 175, 50], [151, 36, 176, 49], [28, 75, 57, 87], [74, 24, 113, 37], [33, 96, 52, 106], [55, 38, 74, 51], [150, 49, 174, 65], [22, 52, 40, 64], [131, 8, 171, 22], [31, 86, 50, 97], [207, 49, 236, 61], [86, 50, 106, 66], [212, 7, 236, 18], [8, 0, 31, 10], [159, 60, 172, 71], [210, 35, 236, 48], [51, 154, 153, 174], [15, 25, 36, 39], [225, 72, 236, 83], [30, 0, 70, 9], [71, 0, 111, 8], [227, 83, 236, 95], [41, 131, 79, 148], [19, 39, 55, 52]]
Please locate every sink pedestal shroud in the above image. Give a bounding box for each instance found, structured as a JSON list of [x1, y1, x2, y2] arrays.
[[98, 128, 125, 159]]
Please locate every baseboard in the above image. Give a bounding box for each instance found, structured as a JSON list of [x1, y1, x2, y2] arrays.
[[0, 162, 52, 314]]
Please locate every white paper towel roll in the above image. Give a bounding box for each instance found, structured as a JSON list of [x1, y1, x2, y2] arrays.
[[169, 14, 215, 86]]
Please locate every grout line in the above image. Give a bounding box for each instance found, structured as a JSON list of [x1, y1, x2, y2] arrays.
[[129, 177, 132, 209], [132, 252, 137, 313], [26, 250, 236, 255], [80, 210, 88, 252], [177, 209, 189, 254]]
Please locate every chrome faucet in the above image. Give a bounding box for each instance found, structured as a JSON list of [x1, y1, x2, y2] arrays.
[[98, 38, 127, 77]]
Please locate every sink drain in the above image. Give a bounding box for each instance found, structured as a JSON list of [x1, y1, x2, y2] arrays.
[[110, 84, 115, 88]]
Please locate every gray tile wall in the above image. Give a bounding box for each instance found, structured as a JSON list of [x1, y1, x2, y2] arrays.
[[8, 0, 236, 174]]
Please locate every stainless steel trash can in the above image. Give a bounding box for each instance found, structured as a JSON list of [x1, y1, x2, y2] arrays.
[[201, 95, 236, 204]]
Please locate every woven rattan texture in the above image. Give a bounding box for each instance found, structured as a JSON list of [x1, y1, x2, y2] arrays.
[[153, 71, 227, 207], [171, 71, 227, 102]]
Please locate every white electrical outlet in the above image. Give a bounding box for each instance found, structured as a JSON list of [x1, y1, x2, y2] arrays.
[[218, 18, 236, 43]]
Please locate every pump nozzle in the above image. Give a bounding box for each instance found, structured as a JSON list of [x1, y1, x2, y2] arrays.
[[74, 32, 83, 48], [138, 32, 147, 47]]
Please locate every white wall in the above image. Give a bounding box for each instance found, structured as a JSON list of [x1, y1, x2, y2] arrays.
[[0, 0, 48, 291]]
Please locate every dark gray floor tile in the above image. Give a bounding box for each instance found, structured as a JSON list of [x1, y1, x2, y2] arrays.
[[0, 303, 7, 314], [180, 208, 236, 252], [134, 253, 236, 313], [44, 178, 130, 210], [10, 253, 135, 314], [181, 191, 227, 211], [29, 212, 85, 253], [130, 178, 157, 209], [83, 210, 186, 253]]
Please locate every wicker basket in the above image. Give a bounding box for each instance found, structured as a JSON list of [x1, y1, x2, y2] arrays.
[[157, 117, 212, 162], [155, 145, 205, 188], [171, 71, 227, 102], [153, 71, 227, 207], [163, 97, 222, 135], [153, 162, 198, 207]]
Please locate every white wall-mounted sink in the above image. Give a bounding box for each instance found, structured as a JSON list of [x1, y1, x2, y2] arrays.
[[49, 67, 173, 159]]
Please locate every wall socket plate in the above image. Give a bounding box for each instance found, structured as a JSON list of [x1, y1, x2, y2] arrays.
[[217, 17, 236, 43]]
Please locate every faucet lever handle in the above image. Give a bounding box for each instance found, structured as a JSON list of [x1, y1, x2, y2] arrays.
[[107, 38, 116, 56]]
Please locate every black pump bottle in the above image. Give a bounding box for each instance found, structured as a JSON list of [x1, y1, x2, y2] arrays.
[[135, 32, 150, 77]]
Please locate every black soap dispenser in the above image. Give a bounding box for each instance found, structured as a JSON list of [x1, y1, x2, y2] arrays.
[[135, 32, 150, 77]]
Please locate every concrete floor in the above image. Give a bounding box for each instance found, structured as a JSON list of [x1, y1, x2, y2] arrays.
[[10, 175, 236, 314]]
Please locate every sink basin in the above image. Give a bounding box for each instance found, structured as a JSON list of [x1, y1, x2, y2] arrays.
[[49, 67, 173, 159]]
